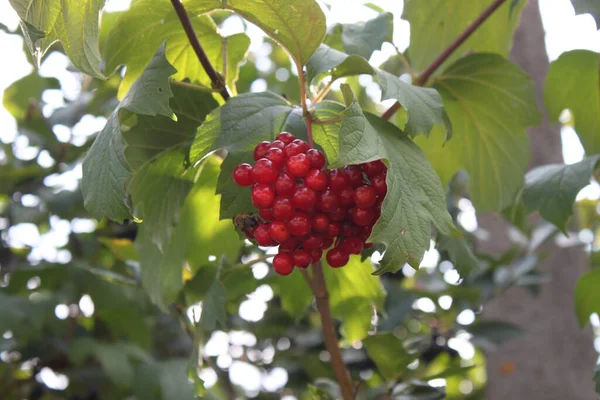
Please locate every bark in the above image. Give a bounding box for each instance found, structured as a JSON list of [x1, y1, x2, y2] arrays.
[[482, 1, 597, 398]]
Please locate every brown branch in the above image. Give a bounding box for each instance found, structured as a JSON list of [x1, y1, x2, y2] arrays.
[[309, 261, 354, 400], [381, 0, 508, 120], [170, 0, 230, 101]]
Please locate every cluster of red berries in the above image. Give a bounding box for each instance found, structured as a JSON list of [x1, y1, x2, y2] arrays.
[[232, 132, 387, 276]]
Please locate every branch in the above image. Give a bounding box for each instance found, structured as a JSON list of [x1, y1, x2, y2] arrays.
[[380, 0, 508, 120], [170, 0, 230, 101], [309, 261, 355, 400]]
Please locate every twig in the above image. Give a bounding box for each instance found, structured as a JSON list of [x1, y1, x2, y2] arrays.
[[312, 115, 342, 125], [170, 0, 230, 101], [297, 65, 315, 147], [309, 261, 354, 400], [170, 80, 221, 93], [380, 0, 508, 120], [311, 79, 334, 104]]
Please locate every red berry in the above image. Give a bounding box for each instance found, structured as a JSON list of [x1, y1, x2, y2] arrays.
[[306, 149, 326, 169], [275, 173, 296, 196], [292, 186, 317, 211], [269, 140, 286, 150], [303, 234, 323, 250], [327, 248, 350, 268], [259, 208, 274, 220], [273, 197, 294, 220], [339, 187, 355, 207], [286, 153, 311, 177], [341, 236, 363, 255], [317, 189, 339, 212], [284, 142, 304, 158], [254, 224, 275, 246], [288, 213, 311, 236], [269, 220, 291, 243], [354, 185, 377, 208], [252, 158, 278, 184], [341, 223, 359, 237], [251, 184, 275, 209], [330, 207, 348, 222], [310, 249, 323, 263], [276, 132, 295, 144], [280, 237, 301, 252], [305, 169, 328, 191], [344, 165, 364, 187], [361, 160, 386, 176], [322, 238, 334, 249], [265, 148, 286, 168], [232, 163, 254, 186], [254, 141, 271, 160], [370, 174, 387, 196], [273, 253, 294, 275], [312, 213, 330, 232], [325, 223, 341, 238], [328, 169, 350, 190], [364, 242, 374, 249], [292, 139, 309, 153], [360, 224, 373, 240], [351, 207, 374, 226], [292, 249, 312, 268]]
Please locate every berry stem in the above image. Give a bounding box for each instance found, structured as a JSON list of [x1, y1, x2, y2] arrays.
[[306, 112, 315, 148], [306, 261, 355, 400], [170, 0, 231, 101], [380, 0, 508, 120], [296, 62, 315, 148]]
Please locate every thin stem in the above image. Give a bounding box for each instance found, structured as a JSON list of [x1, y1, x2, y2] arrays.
[[396, 50, 414, 79], [296, 62, 314, 147], [170, 0, 230, 101], [380, 0, 508, 120], [309, 261, 354, 400], [312, 115, 342, 125], [311, 79, 334, 104], [170, 80, 220, 93]]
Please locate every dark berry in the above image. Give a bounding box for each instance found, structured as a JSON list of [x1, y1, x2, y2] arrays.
[[273, 197, 294, 220], [351, 207, 375, 226], [371, 174, 387, 196], [322, 238, 334, 249], [252, 158, 278, 184], [292, 249, 312, 268], [280, 237, 301, 252], [325, 223, 341, 238], [361, 160, 386, 176], [259, 208, 274, 220], [275, 173, 296, 196], [306, 148, 326, 169], [265, 148, 286, 168], [330, 207, 348, 222], [269, 220, 291, 243], [341, 236, 363, 255], [288, 213, 312, 236], [286, 153, 311, 177], [328, 169, 350, 190], [305, 169, 328, 191], [269, 140, 286, 150], [339, 187, 355, 207], [254, 224, 275, 246], [303, 234, 323, 250], [344, 165, 364, 187], [310, 249, 323, 263], [276, 132, 295, 144], [291, 139, 310, 153], [327, 248, 350, 268], [354, 185, 377, 208], [251, 184, 275, 209], [317, 189, 339, 212], [292, 186, 317, 211], [273, 253, 294, 275], [341, 223, 359, 237], [254, 141, 271, 160], [232, 163, 254, 186], [312, 213, 329, 232]]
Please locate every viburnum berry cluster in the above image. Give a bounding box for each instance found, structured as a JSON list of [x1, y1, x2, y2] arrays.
[[232, 132, 387, 276]]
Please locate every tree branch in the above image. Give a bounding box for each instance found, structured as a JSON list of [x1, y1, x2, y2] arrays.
[[170, 0, 230, 101], [381, 0, 508, 120], [309, 261, 354, 400]]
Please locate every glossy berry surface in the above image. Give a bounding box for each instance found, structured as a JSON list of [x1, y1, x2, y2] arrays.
[[232, 134, 388, 274]]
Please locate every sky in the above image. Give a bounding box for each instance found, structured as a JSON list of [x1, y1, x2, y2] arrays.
[[0, 0, 599, 394]]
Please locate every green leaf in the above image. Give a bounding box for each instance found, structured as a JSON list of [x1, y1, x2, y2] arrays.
[[575, 268, 600, 328], [363, 333, 415, 380], [392, 380, 446, 400], [466, 320, 523, 349], [437, 235, 478, 278], [103, 0, 251, 97], [157, 359, 196, 400], [337, 85, 454, 273], [571, 0, 600, 27], [312, 101, 346, 163], [545, 50, 600, 154], [200, 261, 227, 331], [415, 53, 540, 211], [271, 268, 313, 320], [323, 255, 386, 341], [8, 0, 106, 78], [306, 45, 450, 137], [2, 73, 59, 121], [334, 12, 394, 60], [403, 0, 524, 73], [185, 0, 326, 66], [522, 155, 600, 232]]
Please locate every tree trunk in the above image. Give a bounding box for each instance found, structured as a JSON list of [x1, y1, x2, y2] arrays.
[[482, 1, 597, 399]]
